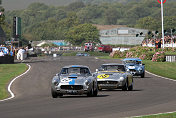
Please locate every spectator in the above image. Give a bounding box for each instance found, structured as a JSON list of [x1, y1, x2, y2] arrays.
[[0, 50, 4, 56]]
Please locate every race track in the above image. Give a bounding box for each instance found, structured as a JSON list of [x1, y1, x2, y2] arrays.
[[0, 56, 176, 118]]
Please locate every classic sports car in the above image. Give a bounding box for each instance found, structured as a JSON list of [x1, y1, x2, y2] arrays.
[[123, 58, 145, 78], [96, 63, 133, 91], [51, 65, 98, 98]]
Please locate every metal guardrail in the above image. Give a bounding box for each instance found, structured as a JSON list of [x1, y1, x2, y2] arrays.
[[166, 55, 176, 62]]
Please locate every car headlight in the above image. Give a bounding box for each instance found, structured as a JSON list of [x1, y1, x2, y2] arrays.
[[138, 67, 142, 71], [85, 79, 91, 86], [52, 78, 60, 86], [119, 77, 124, 82]]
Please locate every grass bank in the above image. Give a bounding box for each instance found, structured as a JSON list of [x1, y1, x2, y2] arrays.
[[0, 64, 27, 100], [134, 112, 176, 118], [143, 60, 176, 80]]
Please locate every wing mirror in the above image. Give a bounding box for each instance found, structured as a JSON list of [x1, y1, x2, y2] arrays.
[[92, 73, 97, 77]]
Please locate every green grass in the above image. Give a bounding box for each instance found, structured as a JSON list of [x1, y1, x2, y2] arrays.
[[97, 56, 123, 59], [0, 64, 28, 100], [134, 112, 176, 118], [143, 60, 176, 80]]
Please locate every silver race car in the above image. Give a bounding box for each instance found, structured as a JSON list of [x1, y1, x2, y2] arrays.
[[96, 63, 133, 91], [51, 65, 98, 98]]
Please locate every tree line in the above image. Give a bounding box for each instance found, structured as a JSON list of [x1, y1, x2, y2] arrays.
[[2, 0, 176, 45]]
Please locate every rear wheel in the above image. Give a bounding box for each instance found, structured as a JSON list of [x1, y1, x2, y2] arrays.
[[51, 88, 58, 98]]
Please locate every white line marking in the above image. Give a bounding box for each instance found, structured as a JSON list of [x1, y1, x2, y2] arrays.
[[146, 70, 176, 82], [0, 64, 31, 102], [129, 111, 176, 118]]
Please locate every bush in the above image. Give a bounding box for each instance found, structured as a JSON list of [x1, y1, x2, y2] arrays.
[[110, 50, 126, 58], [152, 51, 165, 62]]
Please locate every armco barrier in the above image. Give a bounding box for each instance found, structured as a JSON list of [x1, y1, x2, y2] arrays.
[[166, 55, 176, 62], [0, 56, 14, 64]]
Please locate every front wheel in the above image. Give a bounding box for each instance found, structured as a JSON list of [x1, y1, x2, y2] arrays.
[[141, 72, 145, 78], [51, 88, 58, 98], [93, 86, 98, 97], [128, 82, 133, 91], [122, 81, 128, 91], [87, 87, 93, 97]]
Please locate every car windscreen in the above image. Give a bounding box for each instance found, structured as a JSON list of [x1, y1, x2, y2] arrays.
[[124, 60, 141, 64], [60, 67, 90, 75], [100, 65, 125, 72]]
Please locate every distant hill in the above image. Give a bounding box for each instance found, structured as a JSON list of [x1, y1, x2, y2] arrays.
[[3, 0, 78, 11], [3, 0, 176, 11]]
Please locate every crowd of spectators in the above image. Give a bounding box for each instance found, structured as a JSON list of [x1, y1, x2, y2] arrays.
[[0, 45, 28, 60], [142, 35, 176, 47]]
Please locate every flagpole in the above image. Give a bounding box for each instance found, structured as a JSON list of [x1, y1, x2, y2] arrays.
[[161, 0, 165, 48]]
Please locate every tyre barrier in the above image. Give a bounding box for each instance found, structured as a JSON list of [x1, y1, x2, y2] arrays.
[[0, 55, 14, 64], [165, 55, 176, 62]]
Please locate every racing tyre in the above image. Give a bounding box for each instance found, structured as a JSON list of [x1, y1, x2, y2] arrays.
[[93, 87, 98, 97], [51, 88, 58, 98], [141, 72, 145, 78], [87, 87, 94, 97], [122, 81, 128, 91], [128, 82, 133, 91]]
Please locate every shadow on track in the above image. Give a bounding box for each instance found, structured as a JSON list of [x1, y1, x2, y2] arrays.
[[58, 95, 109, 98]]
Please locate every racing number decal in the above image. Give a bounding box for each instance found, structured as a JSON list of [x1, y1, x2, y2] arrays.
[[97, 74, 109, 79]]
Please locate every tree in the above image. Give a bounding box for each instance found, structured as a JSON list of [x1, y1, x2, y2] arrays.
[[66, 23, 100, 45], [66, 1, 85, 11], [104, 8, 119, 25], [164, 16, 176, 30], [0, 0, 5, 24], [135, 16, 160, 30]]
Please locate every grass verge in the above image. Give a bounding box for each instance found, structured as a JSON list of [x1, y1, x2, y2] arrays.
[[134, 112, 176, 118], [143, 60, 176, 80], [0, 64, 28, 100]]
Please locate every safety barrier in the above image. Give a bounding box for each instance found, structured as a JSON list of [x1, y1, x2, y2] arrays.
[[0, 55, 14, 64], [166, 55, 176, 62]]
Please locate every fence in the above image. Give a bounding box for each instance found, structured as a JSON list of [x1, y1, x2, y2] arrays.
[[165, 55, 176, 62]]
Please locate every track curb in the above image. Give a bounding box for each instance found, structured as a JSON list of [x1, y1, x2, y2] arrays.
[[146, 70, 176, 82], [129, 111, 176, 118], [0, 64, 31, 102]]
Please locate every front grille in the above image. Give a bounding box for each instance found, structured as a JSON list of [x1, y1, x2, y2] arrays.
[[98, 81, 118, 84], [60, 85, 83, 90], [129, 69, 136, 72]]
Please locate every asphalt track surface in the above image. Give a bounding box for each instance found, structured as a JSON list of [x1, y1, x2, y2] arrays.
[[0, 56, 176, 118]]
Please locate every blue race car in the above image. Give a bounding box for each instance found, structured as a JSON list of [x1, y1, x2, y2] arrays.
[[123, 58, 145, 78]]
